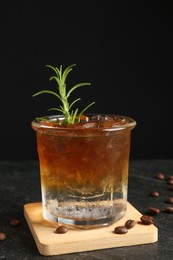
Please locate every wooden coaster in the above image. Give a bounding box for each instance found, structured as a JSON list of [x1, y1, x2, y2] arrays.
[[24, 202, 158, 256]]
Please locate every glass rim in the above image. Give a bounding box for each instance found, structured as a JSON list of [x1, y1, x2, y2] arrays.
[[31, 114, 136, 133]]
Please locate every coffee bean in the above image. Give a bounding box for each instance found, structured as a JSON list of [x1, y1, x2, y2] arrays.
[[140, 215, 155, 225], [148, 207, 160, 214], [165, 197, 173, 204], [125, 219, 136, 229], [167, 179, 173, 185], [55, 225, 68, 234], [114, 226, 128, 234], [168, 175, 173, 180], [150, 191, 159, 197], [156, 172, 165, 180], [0, 232, 7, 241], [165, 207, 173, 213], [10, 218, 21, 227]]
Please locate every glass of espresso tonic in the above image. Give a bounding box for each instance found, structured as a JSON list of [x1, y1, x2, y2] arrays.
[[32, 114, 136, 229]]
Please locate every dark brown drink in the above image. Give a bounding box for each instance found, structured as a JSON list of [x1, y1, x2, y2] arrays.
[[32, 114, 136, 228]]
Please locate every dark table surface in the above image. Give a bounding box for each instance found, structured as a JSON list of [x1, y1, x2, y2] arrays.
[[0, 160, 173, 260]]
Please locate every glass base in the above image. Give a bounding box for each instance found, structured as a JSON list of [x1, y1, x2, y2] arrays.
[[48, 212, 125, 229], [42, 201, 126, 229]]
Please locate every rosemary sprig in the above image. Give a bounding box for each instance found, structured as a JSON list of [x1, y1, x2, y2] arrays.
[[33, 64, 95, 124]]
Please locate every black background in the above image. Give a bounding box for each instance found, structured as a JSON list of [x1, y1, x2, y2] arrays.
[[0, 1, 172, 160]]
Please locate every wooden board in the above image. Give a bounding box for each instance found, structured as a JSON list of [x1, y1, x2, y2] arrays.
[[24, 202, 158, 256]]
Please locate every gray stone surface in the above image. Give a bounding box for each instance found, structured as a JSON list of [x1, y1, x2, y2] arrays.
[[0, 160, 173, 259]]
